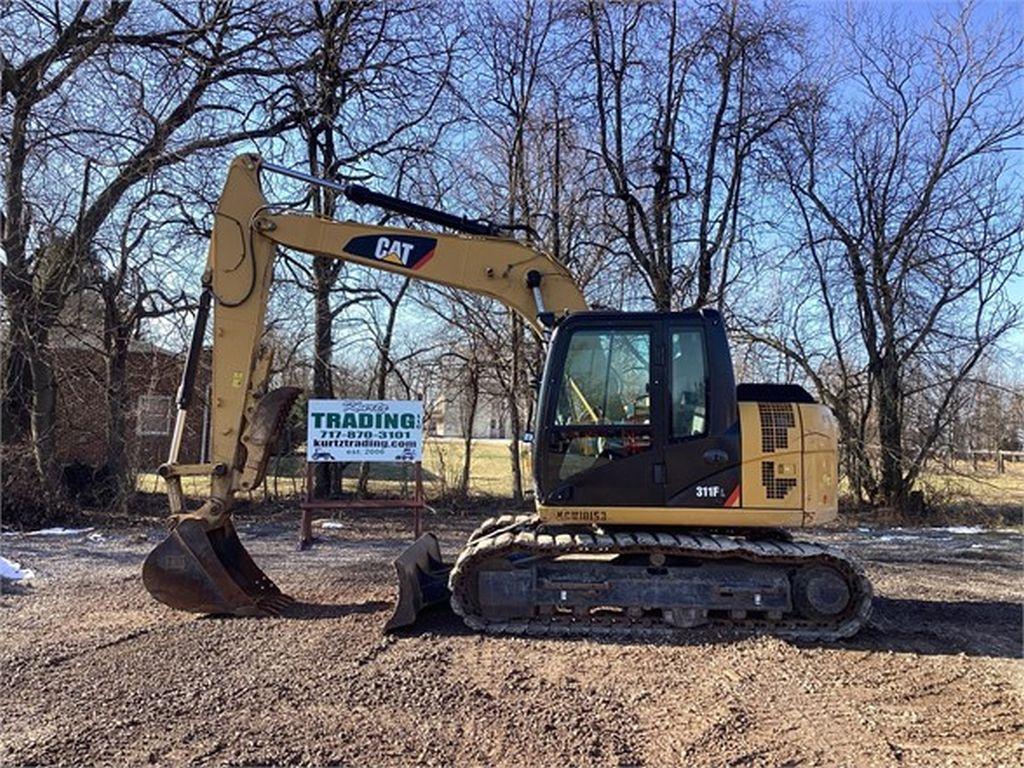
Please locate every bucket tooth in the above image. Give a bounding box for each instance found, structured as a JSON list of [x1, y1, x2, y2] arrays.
[[385, 533, 452, 632], [143, 518, 289, 617]]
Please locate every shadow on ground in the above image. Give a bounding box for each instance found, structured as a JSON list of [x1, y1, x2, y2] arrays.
[[838, 596, 1023, 659], [387, 601, 476, 637], [282, 600, 392, 620], [381, 595, 1022, 660]]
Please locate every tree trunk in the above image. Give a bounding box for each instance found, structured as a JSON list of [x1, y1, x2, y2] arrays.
[[875, 354, 906, 509], [312, 262, 335, 498], [2, 97, 33, 444], [836, 409, 874, 507], [1, 325, 32, 441], [358, 280, 409, 496], [652, 270, 672, 312], [105, 333, 131, 511], [458, 368, 480, 499], [356, 352, 390, 494], [27, 336, 61, 502]]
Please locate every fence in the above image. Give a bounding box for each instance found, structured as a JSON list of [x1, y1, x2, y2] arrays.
[[958, 449, 1024, 474]]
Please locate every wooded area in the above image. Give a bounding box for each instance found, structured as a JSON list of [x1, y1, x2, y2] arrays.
[[2, 0, 1021, 521]]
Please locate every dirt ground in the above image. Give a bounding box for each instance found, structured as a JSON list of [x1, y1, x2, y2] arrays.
[[1, 511, 1021, 767]]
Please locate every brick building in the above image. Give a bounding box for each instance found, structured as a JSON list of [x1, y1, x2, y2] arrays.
[[53, 341, 210, 471]]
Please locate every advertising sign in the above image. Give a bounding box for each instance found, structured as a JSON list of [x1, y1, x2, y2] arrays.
[[306, 399, 423, 463]]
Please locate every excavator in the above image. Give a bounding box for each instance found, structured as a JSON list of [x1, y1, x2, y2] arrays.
[[142, 154, 873, 640]]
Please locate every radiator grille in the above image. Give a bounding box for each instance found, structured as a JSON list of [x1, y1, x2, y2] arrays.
[[758, 402, 795, 452], [761, 461, 797, 500]]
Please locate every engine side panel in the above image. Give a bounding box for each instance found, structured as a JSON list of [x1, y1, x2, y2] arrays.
[[798, 403, 839, 525], [739, 401, 804, 511]]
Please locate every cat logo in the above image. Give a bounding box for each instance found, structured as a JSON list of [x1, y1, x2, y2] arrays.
[[375, 237, 415, 265], [343, 234, 438, 270]]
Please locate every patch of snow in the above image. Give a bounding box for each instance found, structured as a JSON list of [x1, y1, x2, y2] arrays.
[[0, 555, 34, 581], [320, 521, 345, 529], [872, 534, 917, 542], [86, 532, 106, 543], [872, 536, 921, 544], [24, 527, 95, 537], [930, 526, 985, 535]]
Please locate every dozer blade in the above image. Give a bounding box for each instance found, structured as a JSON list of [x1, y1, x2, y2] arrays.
[[384, 533, 453, 632], [143, 518, 292, 616]]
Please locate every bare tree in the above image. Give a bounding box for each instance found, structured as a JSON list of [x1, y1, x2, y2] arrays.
[[950, 367, 1024, 456], [84, 193, 192, 508], [455, 0, 564, 502], [2, 2, 130, 484], [583, 0, 806, 310], [270, 0, 454, 497], [451, 348, 483, 498], [355, 274, 410, 495], [1, 1, 298, 499], [3, 0, 1017, 522], [755, 2, 1022, 508]]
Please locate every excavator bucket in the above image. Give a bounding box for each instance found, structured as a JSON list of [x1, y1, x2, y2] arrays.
[[385, 533, 452, 632], [143, 518, 292, 616]]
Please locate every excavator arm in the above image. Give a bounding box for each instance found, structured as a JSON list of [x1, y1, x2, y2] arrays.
[[142, 154, 586, 616]]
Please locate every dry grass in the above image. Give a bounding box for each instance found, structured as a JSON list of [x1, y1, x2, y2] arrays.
[[913, 459, 1024, 527], [136, 445, 1024, 526], [136, 437, 530, 502], [836, 459, 1024, 528], [918, 459, 1024, 506]]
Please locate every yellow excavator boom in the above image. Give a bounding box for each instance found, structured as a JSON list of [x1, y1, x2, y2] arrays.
[[143, 153, 585, 616]]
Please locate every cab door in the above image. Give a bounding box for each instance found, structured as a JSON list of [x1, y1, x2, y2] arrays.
[[662, 315, 741, 507], [535, 317, 665, 507]]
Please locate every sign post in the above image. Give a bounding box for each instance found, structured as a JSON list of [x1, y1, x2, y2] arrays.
[[299, 399, 426, 549]]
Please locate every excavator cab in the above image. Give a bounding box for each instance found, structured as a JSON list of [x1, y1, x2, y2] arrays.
[[388, 308, 740, 629], [532, 309, 738, 512]]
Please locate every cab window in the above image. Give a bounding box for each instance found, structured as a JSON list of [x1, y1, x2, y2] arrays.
[[671, 328, 707, 437], [556, 329, 650, 426]]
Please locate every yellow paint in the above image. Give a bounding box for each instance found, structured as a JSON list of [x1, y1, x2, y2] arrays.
[[262, 210, 586, 332], [537, 503, 808, 528], [567, 375, 599, 423], [798, 403, 839, 524]]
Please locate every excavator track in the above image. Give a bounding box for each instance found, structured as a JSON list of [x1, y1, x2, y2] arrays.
[[450, 516, 872, 641]]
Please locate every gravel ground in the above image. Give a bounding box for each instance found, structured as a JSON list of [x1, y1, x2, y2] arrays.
[[1, 512, 1021, 767]]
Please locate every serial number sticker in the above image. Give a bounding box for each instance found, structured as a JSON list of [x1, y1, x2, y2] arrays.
[[554, 509, 607, 522]]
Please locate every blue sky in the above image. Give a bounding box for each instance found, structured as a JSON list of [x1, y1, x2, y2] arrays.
[[10, 0, 1017, 371], [269, 0, 1024, 370], [785, 0, 1023, 356]]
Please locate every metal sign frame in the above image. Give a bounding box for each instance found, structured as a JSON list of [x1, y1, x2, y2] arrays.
[[298, 461, 425, 549]]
